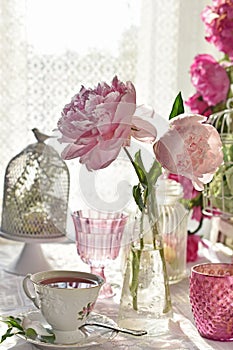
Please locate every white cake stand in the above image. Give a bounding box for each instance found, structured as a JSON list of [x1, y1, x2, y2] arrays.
[[0, 230, 67, 276]]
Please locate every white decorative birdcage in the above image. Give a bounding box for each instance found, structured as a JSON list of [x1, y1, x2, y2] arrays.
[[203, 100, 233, 227], [0, 129, 70, 274]]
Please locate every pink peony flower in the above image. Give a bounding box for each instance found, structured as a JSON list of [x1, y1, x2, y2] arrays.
[[153, 114, 223, 191], [187, 235, 201, 262], [58, 76, 136, 170], [201, 0, 233, 59], [168, 173, 210, 224], [185, 92, 213, 117], [58, 77, 223, 196], [168, 173, 199, 200], [190, 54, 230, 106], [191, 205, 203, 222], [187, 235, 209, 262], [57, 76, 156, 171]]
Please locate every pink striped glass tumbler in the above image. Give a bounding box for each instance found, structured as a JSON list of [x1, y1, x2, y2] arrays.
[[72, 210, 128, 299], [190, 263, 233, 341]]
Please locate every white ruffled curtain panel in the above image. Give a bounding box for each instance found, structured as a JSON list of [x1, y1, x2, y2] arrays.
[[0, 0, 216, 217]]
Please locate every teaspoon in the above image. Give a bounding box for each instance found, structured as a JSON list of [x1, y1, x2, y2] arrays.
[[79, 322, 147, 336]]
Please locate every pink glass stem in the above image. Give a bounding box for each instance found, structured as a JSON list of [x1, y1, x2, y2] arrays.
[[90, 266, 106, 281], [90, 266, 115, 299]]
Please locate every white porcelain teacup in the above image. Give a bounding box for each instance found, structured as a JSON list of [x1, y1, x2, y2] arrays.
[[23, 270, 104, 344]]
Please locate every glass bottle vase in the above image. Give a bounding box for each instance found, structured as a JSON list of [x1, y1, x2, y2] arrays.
[[156, 176, 188, 284], [118, 212, 173, 337]]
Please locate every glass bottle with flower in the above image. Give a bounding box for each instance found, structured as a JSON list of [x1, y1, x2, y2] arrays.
[[56, 76, 223, 336]]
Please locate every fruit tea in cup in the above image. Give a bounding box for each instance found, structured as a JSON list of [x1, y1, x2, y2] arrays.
[[190, 262, 233, 341], [39, 276, 97, 289], [23, 270, 104, 344]]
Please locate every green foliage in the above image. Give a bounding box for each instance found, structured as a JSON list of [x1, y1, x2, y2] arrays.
[[133, 184, 145, 212], [132, 150, 161, 211], [0, 316, 23, 343], [131, 151, 148, 189], [2, 316, 23, 331], [169, 92, 184, 120], [0, 315, 55, 344], [25, 328, 37, 340], [134, 150, 147, 174], [147, 160, 162, 194], [39, 331, 55, 344]]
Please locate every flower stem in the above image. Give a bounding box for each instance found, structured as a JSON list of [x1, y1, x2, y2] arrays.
[[130, 249, 141, 310], [159, 247, 172, 313], [151, 220, 172, 313], [130, 210, 144, 310], [188, 216, 203, 235], [123, 146, 134, 163]]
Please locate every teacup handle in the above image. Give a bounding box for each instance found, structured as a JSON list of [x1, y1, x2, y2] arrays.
[[23, 274, 40, 308]]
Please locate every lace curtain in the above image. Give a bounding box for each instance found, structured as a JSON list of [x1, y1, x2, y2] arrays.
[[0, 0, 216, 219]]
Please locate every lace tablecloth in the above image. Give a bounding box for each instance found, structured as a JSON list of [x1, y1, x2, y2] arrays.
[[0, 237, 232, 350]]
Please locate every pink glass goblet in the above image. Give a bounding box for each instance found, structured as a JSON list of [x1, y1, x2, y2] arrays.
[[189, 262, 233, 341], [72, 210, 128, 299]]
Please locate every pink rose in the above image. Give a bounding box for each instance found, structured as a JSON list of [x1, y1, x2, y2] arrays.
[[185, 92, 213, 117], [58, 76, 157, 170], [190, 54, 230, 106], [201, 0, 233, 59], [153, 114, 223, 191]]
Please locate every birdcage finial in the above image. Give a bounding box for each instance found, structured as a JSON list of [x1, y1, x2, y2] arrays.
[[32, 128, 55, 143]]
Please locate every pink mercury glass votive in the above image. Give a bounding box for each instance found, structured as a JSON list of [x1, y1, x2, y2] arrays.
[[189, 263, 233, 341]]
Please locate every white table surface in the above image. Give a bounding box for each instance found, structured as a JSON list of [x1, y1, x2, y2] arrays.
[[0, 236, 233, 350]]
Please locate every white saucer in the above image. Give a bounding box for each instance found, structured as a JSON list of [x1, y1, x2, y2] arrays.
[[17, 310, 117, 349]]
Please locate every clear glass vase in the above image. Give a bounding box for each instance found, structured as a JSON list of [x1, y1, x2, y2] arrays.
[[156, 176, 188, 283], [118, 210, 173, 337]]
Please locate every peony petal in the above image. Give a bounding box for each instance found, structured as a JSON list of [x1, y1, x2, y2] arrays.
[[131, 116, 157, 143], [81, 141, 122, 171]]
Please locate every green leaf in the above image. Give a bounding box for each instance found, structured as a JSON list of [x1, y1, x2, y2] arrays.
[[134, 150, 146, 174], [131, 161, 148, 189], [39, 334, 55, 344], [25, 328, 37, 340], [147, 161, 162, 188], [4, 316, 24, 331], [169, 92, 184, 120], [0, 328, 14, 343], [131, 150, 148, 189], [133, 185, 145, 212]]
